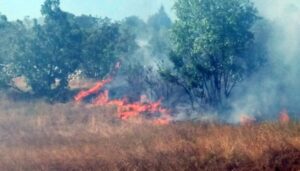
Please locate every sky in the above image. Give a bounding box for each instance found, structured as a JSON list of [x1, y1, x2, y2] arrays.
[[0, 0, 175, 21]]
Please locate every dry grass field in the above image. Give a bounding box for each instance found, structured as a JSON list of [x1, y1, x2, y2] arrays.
[[0, 98, 299, 171]]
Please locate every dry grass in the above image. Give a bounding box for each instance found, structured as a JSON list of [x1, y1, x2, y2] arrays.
[[0, 98, 299, 171]]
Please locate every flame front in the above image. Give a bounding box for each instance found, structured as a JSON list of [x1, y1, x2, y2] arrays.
[[74, 74, 171, 125], [93, 92, 171, 124], [74, 77, 112, 102]]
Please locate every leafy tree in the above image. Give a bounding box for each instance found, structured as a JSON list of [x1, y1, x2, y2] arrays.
[[7, 0, 137, 101], [74, 15, 98, 30], [147, 6, 172, 56], [161, 0, 262, 110], [0, 14, 13, 88], [20, 0, 82, 101], [77, 15, 137, 79], [0, 15, 27, 90], [147, 6, 172, 32], [80, 18, 120, 79], [121, 16, 148, 39]]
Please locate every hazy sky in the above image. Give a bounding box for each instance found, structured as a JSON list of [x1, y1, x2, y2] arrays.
[[0, 0, 175, 21]]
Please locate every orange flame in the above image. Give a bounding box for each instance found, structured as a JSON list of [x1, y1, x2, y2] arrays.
[[93, 93, 171, 123], [74, 72, 171, 125], [279, 109, 290, 123], [74, 77, 112, 102]]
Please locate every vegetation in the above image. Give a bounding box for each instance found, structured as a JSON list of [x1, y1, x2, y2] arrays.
[[0, 1, 299, 170], [161, 0, 264, 110], [0, 0, 136, 102], [21, 0, 83, 100], [0, 0, 269, 111], [0, 99, 299, 170]]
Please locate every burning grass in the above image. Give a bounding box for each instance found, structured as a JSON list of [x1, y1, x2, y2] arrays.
[[74, 74, 171, 125], [0, 98, 299, 171]]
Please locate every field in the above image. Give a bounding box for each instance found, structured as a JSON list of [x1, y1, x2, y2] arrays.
[[0, 98, 299, 171]]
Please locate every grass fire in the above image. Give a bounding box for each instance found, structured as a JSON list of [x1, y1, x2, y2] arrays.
[[0, 0, 300, 170], [0, 99, 299, 170]]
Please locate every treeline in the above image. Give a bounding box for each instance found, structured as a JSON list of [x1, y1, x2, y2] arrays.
[[0, 0, 268, 112], [0, 0, 171, 101]]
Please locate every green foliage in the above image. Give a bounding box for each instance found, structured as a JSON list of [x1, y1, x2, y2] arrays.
[[0, 15, 26, 90], [121, 16, 148, 39], [78, 15, 137, 79], [147, 6, 172, 56], [162, 0, 262, 109], [0, 0, 265, 107], [16, 0, 81, 101], [41, 0, 60, 17], [147, 6, 172, 32], [80, 18, 120, 79], [0, 0, 136, 102]]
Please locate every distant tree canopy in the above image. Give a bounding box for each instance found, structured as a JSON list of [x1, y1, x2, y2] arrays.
[[147, 6, 172, 31], [147, 6, 172, 56], [0, 14, 26, 90], [0, 0, 268, 112], [18, 0, 83, 100], [161, 0, 263, 110], [80, 18, 119, 79], [0, 0, 136, 101], [121, 16, 148, 40]]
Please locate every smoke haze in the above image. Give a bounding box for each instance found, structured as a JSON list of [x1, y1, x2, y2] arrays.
[[230, 0, 300, 122]]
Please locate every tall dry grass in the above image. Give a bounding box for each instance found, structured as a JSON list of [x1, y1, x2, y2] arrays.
[[0, 98, 299, 171]]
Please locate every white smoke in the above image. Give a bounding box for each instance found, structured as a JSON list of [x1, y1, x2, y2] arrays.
[[229, 0, 300, 123]]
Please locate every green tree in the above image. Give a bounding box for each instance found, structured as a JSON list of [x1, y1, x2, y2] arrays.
[[0, 14, 14, 88], [80, 18, 120, 79], [0, 15, 27, 90], [147, 6, 172, 56], [147, 6, 172, 32], [78, 16, 137, 79], [121, 16, 148, 39], [161, 0, 262, 110], [20, 0, 82, 101]]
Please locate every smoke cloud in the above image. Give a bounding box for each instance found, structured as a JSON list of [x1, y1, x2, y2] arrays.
[[230, 0, 300, 122]]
